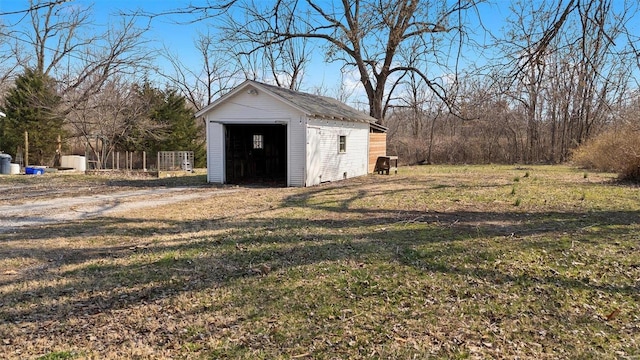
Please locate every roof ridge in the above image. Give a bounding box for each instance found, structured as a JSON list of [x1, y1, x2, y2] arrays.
[[248, 80, 378, 124]]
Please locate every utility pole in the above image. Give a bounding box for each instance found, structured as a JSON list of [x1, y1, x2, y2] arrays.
[[24, 131, 29, 167]]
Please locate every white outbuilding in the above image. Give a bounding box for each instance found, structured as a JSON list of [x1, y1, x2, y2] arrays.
[[195, 80, 387, 187]]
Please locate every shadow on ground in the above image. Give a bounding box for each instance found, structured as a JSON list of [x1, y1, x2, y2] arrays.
[[1, 176, 638, 326]]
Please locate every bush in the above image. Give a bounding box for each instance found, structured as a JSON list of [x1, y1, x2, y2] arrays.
[[572, 125, 640, 181]]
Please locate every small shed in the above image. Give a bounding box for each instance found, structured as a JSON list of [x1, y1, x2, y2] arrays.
[[195, 80, 387, 187]]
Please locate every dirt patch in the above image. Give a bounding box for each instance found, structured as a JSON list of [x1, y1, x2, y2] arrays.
[[0, 175, 237, 232]]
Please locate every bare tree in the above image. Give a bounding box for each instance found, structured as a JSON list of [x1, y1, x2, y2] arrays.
[[9, 1, 153, 114], [162, 31, 240, 111], [220, 0, 313, 91], [501, 0, 552, 162], [0, 1, 68, 16], [66, 77, 163, 168], [263, 34, 311, 91], [0, 0, 156, 164], [494, 0, 635, 163], [216, 0, 480, 123], [0, 35, 21, 97], [24, 1, 95, 75]]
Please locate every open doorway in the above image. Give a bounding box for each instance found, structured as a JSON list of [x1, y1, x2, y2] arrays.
[[224, 124, 287, 186]]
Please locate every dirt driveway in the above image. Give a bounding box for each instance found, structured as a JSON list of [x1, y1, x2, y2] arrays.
[[0, 174, 237, 233]]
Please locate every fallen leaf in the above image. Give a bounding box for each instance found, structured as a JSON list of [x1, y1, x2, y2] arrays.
[[260, 264, 271, 275], [605, 308, 620, 321]]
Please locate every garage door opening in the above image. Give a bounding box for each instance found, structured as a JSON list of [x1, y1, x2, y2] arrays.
[[225, 124, 287, 186]]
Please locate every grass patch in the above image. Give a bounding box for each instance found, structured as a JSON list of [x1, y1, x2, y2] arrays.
[[36, 351, 78, 360], [1, 165, 639, 359]]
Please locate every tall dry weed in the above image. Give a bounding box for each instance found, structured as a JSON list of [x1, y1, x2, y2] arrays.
[[572, 125, 640, 180]]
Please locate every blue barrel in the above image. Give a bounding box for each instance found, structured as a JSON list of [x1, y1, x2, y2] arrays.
[[25, 166, 44, 175], [0, 154, 11, 175]]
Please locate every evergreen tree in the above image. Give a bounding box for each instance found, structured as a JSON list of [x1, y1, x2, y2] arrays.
[[136, 83, 205, 168], [0, 69, 65, 165]]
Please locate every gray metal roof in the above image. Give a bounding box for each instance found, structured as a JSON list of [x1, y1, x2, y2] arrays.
[[249, 80, 380, 124]]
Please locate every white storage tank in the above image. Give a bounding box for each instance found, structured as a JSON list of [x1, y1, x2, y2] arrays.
[[60, 155, 87, 172]]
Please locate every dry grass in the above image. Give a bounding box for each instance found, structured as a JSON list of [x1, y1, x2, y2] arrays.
[[1, 165, 639, 359], [572, 125, 640, 181]]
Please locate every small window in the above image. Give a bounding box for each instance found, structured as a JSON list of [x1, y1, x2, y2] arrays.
[[253, 134, 263, 149], [339, 135, 346, 153]]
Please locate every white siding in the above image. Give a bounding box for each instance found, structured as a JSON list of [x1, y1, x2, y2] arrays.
[[205, 86, 306, 186], [203, 83, 371, 187], [289, 116, 306, 187], [306, 118, 369, 186], [208, 89, 300, 119], [306, 126, 321, 186], [207, 121, 225, 183]]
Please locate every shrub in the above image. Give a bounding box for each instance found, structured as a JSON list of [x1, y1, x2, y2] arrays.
[[572, 125, 640, 181]]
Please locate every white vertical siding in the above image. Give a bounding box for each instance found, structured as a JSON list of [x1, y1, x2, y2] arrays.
[[207, 121, 225, 183], [288, 116, 306, 187], [203, 84, 371, 187], [306, 126, 321, 186], [204, 87, 306, 186], [306, 118, 369, 185]]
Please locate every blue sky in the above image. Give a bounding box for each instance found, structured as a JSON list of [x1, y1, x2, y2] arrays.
[[1, 0, 638, 106], [0, 1, 496, 87], [0, 1, 203, 62]]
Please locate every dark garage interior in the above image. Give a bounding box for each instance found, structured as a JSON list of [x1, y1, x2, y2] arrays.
[[224, 124, 287, 185]]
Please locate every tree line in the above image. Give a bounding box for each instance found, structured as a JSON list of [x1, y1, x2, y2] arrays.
[[1, 0, 639, 179], [384, 0, 640, 180], [0, 1, 204, 167]]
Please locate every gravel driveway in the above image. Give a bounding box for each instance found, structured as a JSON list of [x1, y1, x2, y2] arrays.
[[0, 176, 237, 233]]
